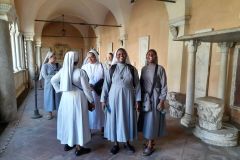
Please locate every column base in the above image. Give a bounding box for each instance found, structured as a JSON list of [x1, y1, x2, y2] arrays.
[[193, 123, 238, 147], [180, 113, 195, 128], [31, 110, 42, 119]]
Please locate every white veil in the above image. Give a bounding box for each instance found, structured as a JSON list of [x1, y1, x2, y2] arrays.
[[111, 48, 131, 65], [59, 51, 79, 92], [39, 51, 54, 80], [83, 49, 100, 65]]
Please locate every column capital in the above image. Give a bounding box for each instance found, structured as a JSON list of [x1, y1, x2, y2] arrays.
[[0, 3, 16, 22], [24, 32, 34, 41], [217, 42, 234, 53], [35, 38, 41, 47], [35, 41, 41, 47], [186, 40, 201, 54], [9, 22, 15, 34]]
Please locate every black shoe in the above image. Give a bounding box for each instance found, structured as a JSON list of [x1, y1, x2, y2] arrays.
[[75, 147, 91, 156], [124, 143, 135, 153], [110, 145, 120, 155], [64, 144, 75, 151], [143, 147, 155, 156]]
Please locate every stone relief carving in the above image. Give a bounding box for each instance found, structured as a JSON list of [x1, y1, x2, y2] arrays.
[[167, 92, 186, 118], [196, 97, 224, 130], [193, 96, 238, 147]]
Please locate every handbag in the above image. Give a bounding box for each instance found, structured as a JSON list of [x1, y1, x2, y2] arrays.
[[92, 78, 104, 96], [158, 110, 167, 136], [88, 102, 95, 112], [142, 93, 151, 112], [142, 65, 158, 112], [92, 63, 105, 96]]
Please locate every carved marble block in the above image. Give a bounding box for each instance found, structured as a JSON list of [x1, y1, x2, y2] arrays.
[[195, 97, 224, 130], [167, 92, 186, 118]]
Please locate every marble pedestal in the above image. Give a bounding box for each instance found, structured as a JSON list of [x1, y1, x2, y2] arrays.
[[167, 92, 186, 118], [193, 123, 238, 147]]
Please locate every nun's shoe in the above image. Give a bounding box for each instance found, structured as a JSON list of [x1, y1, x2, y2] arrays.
[[64, 144, 75, 151], [75, 147, 91, 156], [143, 147, 154, 156], [46, 114, 53, 120], [110, 145, 120, 155], [123, 143, 135, 153]]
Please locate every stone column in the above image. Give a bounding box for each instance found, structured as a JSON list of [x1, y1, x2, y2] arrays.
[[181, 40, 199, 127], [94, 27, 101, 59], [14, 30, 22, 70], [96, 36, 101, 52], [0, 3, 17, 122], [217, 42, 230, 100], [19, 33, 26, 69], [9, 23, 17, 72], [24, 33, 35, 88], [83, 39, 89, 62], [35, 40, 42, 73]]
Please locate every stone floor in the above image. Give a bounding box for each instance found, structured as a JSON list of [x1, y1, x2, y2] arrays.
[[0, 89, 240, 160]]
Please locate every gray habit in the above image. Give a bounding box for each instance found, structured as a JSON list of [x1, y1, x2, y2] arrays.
[[41, 63, 62, 112], [101, 63, 141, 142], [141, 64, 167, 139]]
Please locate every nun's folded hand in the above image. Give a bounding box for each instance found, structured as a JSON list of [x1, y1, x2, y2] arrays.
[[157, 101, 164, 111]]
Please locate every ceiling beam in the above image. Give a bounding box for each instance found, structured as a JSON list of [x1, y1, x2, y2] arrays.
[[35, 19, 122, 27], [156, 0, 176, 3], [41, 35, 97, 38]]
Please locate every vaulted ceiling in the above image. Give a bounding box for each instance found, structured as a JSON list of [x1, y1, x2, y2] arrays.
[[14, 0, 132, 39], [14, 0, 189, 40]]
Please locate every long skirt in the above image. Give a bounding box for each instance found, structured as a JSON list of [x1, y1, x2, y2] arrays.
[[57, 88, 91, 146]]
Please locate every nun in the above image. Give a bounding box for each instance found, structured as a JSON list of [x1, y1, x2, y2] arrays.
[[39, 51, 61, 120], [139, 49, 167, 156], [51, 51, 95, 156], [100, 48, 141, 155], [103, 52, 113, 71], [81, 49, 105, 133]]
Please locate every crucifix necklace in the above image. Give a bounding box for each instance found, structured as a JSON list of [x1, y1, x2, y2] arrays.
[[119, 64, 126, 80]]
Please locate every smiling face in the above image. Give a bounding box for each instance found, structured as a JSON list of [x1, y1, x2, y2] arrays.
[[88, 52, 97, 64], [48, 54, 57, 64], [116, 49, 127, 63], [146, 49, 157, 64]]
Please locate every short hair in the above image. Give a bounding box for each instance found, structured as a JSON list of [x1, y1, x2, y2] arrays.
[[108, 52, 113, 57]]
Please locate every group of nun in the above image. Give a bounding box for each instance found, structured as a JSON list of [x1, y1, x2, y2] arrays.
[[40, 47, 167, 156]]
